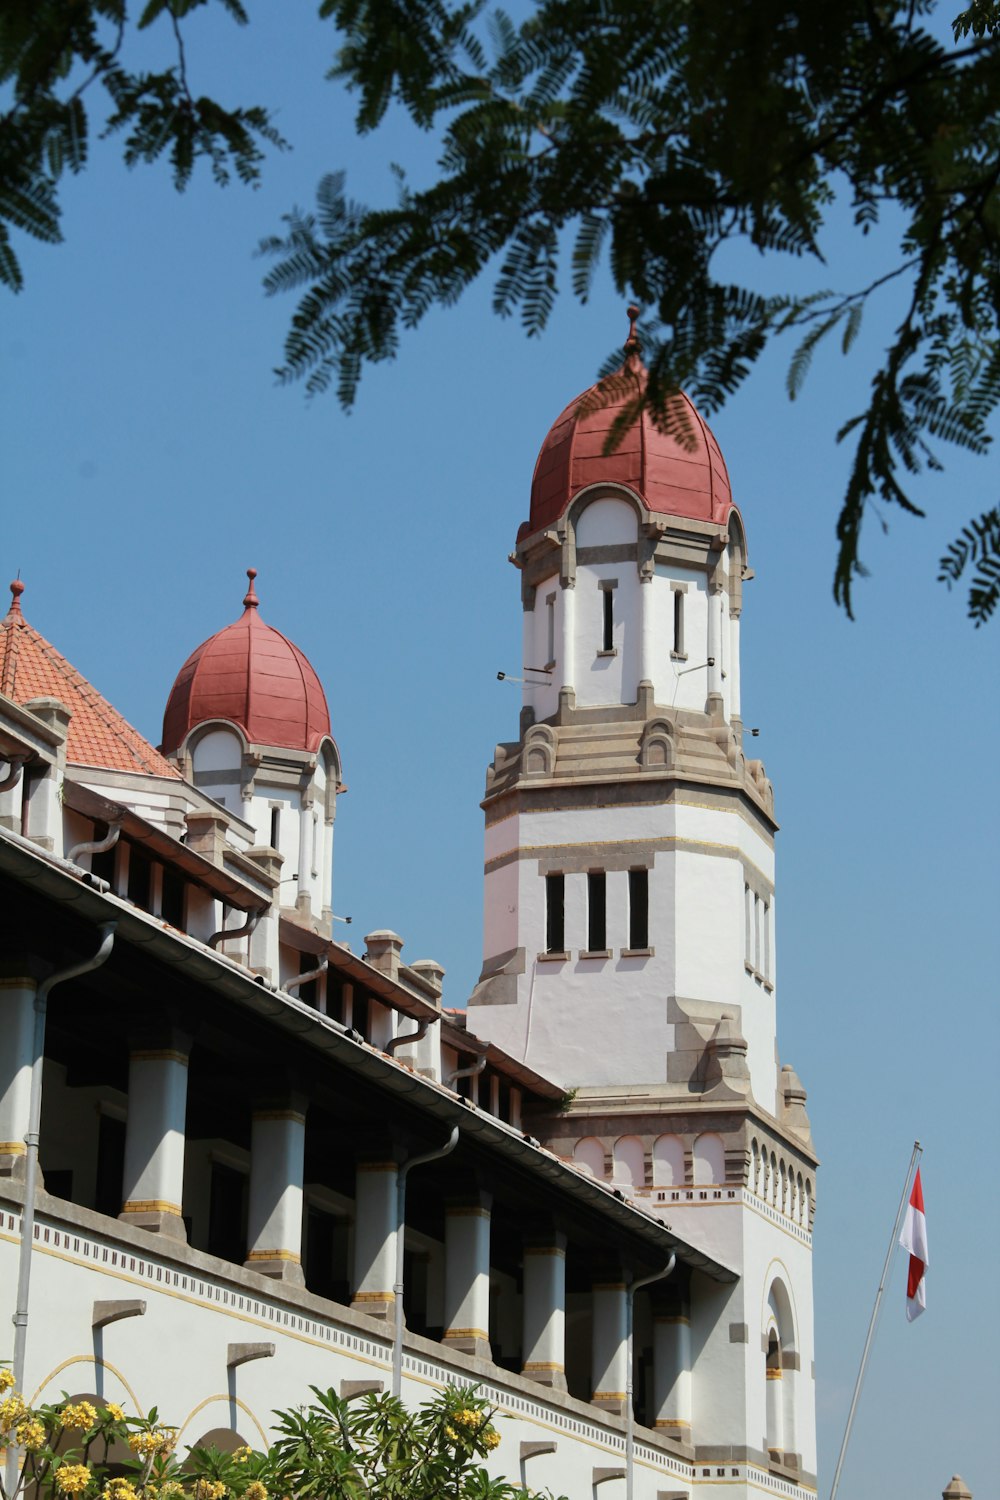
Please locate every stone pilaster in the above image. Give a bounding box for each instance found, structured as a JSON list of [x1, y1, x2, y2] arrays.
[[244, 1098, 306, 1283], [442, 1190, 492, 1359], [350, 1158, 398, 1321], [119, 1030, 191, 1239], [521, 1228, 567, 1390]]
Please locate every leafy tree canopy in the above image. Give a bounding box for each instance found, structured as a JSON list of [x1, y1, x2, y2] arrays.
[[2, 2, 998, 621]]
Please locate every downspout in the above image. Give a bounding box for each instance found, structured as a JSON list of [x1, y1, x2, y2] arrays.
[[209, 908, 261, 949], [0, 755, 29, 794], [67, 818, 123, 866], [626, 1253, 677, 1500], [445, 1054, 486, 1087], [8, 923, 116, 1455], [385, 1016, 433, 1056], [392, 1125, 459, 1399], [284, 957, 328, 993]]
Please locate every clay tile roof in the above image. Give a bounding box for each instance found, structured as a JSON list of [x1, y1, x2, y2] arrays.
[[0, 581, 180, 780], [161, 569, 332, 756], [520, 306, 734, 542]]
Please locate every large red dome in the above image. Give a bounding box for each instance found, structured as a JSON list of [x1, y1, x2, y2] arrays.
[[161, 570, 331, 755], [522, 317, 733, 541]]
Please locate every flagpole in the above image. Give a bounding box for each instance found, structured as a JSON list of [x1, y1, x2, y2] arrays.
[[828, 1139, 922, 1500]]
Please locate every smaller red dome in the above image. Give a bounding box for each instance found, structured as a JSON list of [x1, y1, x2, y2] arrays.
[[521, 316, 733, 541], [161, 570, 331, 755]]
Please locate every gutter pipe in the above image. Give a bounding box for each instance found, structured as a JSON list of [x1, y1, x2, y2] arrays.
[[7, 922, 116, 1485], [625, 1253, 676, 1500], [209, 908, 261, 949], [446, 1054, 486, 1087], [0, 756, 29, 795], [392, 1125, 459, 1399], [284, 957, 328, 993], [67, 818, 122, 867], [385, 1016, 434, 1056]]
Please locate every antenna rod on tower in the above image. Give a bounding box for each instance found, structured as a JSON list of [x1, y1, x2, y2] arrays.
[[828, 1139, 923, 1500]]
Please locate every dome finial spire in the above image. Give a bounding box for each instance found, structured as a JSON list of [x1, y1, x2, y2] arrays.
[[243, 567, 260, 611], [626, 301, 641, 366], [8, 577, 24, 618]]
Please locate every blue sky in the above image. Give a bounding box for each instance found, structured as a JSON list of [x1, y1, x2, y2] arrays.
[[2, 6, 997, 1497]]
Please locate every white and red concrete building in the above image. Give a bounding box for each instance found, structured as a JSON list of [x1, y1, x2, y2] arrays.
[[0, 314, 817, 1498]]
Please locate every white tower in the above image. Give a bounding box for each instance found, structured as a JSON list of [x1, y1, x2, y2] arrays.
[[468, 311, 819, 1488]]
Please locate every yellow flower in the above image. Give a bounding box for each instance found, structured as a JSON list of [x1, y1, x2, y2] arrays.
[[481, 1427, 501, 1451], [243, 1482, 268, 1500], [56, 1462, 92, 1494], [62, 1402, 98, 1432], [0, 1370, 15, 1394], [232, 1449, 253, 1465], [192, 1481, 227, 1500], [444, 1425, 459, 1442], [105, 1403, 126, 1423], [16, 1418, 45, 1452], [156, 1484, 186, 1500], [453, 1408, 482, 1429], [0, 1394, 27, 1432], [129, 1430, 173, 1459]]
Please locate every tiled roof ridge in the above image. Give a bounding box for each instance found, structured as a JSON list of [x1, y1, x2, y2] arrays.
[[0, 611, 179, 779]]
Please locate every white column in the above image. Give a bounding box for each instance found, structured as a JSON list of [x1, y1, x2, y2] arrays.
[[638, 576, 654, 688], [322, 817, 334, 920], [120, 1038, 190, 1239], [521, 1231, 567, 1389], [351, 1159, 398, 1321], [297, 796, 312, 914], [561, 582, 576, 695], [766, 1362, 785, 1457], [0, 973, 36, 1180], [443, 1192, 492, 1359], [729, 607, 742, 724], [591, 1278, 628, 1415], [244, 1103, 306, 1284], [653, 1312, 692, 1442], [706, 583, 724, 711]]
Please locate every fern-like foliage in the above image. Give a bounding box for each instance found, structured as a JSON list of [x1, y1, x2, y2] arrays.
[[0, 0, 284, 289], [939, 506, 1000, 624], [257, 0, 1000, 621]]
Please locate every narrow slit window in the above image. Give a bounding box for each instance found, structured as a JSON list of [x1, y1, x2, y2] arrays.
[[587, 872, 607, 951], [545, 872, 565, 953], [546, 592, 556, 663], [763, 901, 771, 979], [628, 868, 649, 950], [602, 588, 614, 650], [673, 589, 685, 655], [270, 805, 281, 850]]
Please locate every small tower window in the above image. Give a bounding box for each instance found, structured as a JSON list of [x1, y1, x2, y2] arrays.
[[673, 590, 685, 655], [628, 868, 649, 950], [270, 805, 281, 850], [587, 871, 607, 951], [546, 592, 556, 665], [545, 872, 565, 954], [603, 589, 614, 650]]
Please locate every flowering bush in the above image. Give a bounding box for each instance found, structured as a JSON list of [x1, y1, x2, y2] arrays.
[[0, 1369, 566, 1500]]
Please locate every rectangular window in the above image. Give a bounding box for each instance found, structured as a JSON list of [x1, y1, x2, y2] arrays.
[[587, 871, 607, 951], [673, 589, 685, 655], [744, 884, 753, 965], [270, 805, 281, 850], [763, 901, 771, 979], [546, 592, 556, 664], [602, 588, 614, 650], [545, 872, 565, 953], [628, 868, 649, 950], [754, 894, 762, 973], [94, 1113, 126, 1218]]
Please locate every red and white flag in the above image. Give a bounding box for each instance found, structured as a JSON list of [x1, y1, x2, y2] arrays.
[[898, 1167, 928, 1321]]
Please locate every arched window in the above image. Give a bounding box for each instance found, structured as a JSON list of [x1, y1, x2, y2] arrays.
[[765, 1278, 798, 1465], [612, 1135, 646, 1188], [574, 1136, 607, 1180], [765, 1327, 783, 1457], [751, 1139, 761, 1195], [692, 1132, 725, 1185], [770, 1151, 778, 1206], [652, 1134, 685, 1187]]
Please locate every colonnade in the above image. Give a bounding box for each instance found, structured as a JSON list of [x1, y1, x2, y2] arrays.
[[0, 976, 694, 1434]]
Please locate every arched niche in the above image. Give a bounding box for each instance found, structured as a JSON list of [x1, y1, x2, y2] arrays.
[[573, 493, 641, 548], [612, 1135, 646, 1188], [652, 1134, 685, 1187], [573, 1136, 606, 1180], [692, 1132, 726, 1185]]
